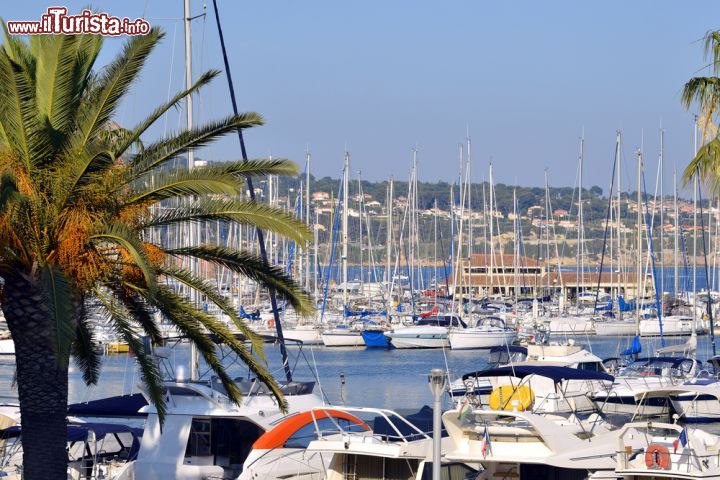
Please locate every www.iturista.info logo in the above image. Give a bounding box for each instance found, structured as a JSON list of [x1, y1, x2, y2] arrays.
[[7, 7, 151, 36]]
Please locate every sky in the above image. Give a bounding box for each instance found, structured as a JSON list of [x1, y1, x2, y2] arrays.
[[5, 1, 720, 193]]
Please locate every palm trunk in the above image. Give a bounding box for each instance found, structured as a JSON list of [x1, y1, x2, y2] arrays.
[[2, 276, 69, 479]]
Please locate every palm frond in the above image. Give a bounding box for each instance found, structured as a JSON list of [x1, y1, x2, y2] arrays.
[[704, 31, 720, 76], [141, 198, 311, 245], [0, 172, 20, 214], [158, 266, 266, 362], [681, 77, 720, 111], [114, 70, 220, 158], [41, 264, 76, 369], [126, 113, 264, 178], [682, 136, 720, 194], [0, 50, 49, 172], [72, 313, 101, 385], [57, 145, 115, 209], [108, 286, 162, 344], [1, 22, 35, 77], [89, 222, 157, 294], [78, 28, 163, 146], [94, 288, 166, 422], [166, 245, 314, 316], [147, 285, 286, 411], [123, 168, 245, 207], [33, 35, 93, 133]]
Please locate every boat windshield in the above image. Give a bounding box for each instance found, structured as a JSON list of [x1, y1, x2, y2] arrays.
[[618, 358, 694, 378], [488, 348, 527, 366]]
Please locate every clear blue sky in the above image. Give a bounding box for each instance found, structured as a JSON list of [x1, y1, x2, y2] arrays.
[[5, 1, 720, 193]]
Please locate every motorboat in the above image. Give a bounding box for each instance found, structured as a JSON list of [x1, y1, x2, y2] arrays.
[[592, 356, 699, 417], [301, 406, 478, 480], [450, 341, 607, 405], [238, 408, 369, 480], [108, 374, 323, 479], [613, 420, 720, 479], [0, 422, 143, 479], [448, 316, 517, 350], [385, 315, 466, 349], [457, 365, 614, 414], [442, 407, 621, 479], [449, 345, 528, 398]]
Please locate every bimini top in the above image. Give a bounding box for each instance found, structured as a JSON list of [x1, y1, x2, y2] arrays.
[[1, 422, 143, 443], [489, 345, 528, 355], [68, 393, 148, 417], [462, 365, 614, 383], [252, 409, 369, 450]]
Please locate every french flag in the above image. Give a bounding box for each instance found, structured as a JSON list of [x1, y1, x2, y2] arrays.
[[673, 428, 688, 453], [481, 428, 491, 458]]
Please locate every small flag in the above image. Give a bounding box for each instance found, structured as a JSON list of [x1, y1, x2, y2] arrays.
[[673, 428, 688, 453], [481, 428, 491, 458]]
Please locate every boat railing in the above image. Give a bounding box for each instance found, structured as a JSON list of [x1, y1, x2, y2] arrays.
[[615, 422, 720, 474], [308, 406, 431, 444]]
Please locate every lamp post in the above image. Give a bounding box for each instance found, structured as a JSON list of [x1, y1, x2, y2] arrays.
[[428, 368, 446, 480]]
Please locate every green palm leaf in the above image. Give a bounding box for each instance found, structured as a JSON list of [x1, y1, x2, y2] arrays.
[[72, 312, 101, 385], [158, 266, 266, 361], [94, 288, 167, 422], [166, 245, 314, 316], [126, 113, 264, 178], [114, 70, 220, 158], [141, 198, 311, 245], [78, 28, 163, 146], [90, 222, 157, 294], [41, 264, 76, 369]]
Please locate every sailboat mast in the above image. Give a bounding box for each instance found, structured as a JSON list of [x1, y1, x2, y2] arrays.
[[674, 169, 679, 296], [659, 129, 665, 301], [636, 150, 643, 336], [694, 116, 698, 305], [577, 136, 584, 308], [342, 151, 349, 311], [386, 178, 393, 322], [489, 164, 495, 293], [615, 132, 622, 320], [305, 150, 311, 291], [184, 0, 199, 381], [467, 134, 472, 261]]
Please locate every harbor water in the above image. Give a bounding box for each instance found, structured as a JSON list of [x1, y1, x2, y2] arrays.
[[0, 334, 715, 409]]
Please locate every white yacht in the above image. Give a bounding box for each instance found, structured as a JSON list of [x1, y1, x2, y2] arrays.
[[448, 317, 517, 350], [592, 356, 699, 416], [442, 407, 621, 479], [109, 374, 323, 480], [385, 315, 466, 349], [450, 341, 607, 404], [613, 420, 720, 479]]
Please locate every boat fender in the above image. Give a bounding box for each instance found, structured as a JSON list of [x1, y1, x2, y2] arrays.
[[268, 319, 275, 328], [645, 444, 670, 470]]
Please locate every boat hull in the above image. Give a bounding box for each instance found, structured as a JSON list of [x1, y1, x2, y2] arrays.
[[448, 330, 518, 350], [593, 321, 636, 336], [361, 330, 392, 348], [321, 331, 365, 347], [385, 333, 448, 349]]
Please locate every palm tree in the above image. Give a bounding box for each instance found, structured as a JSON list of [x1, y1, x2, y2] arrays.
[[683, 30, 720, 190], [0, 27, 312, 478]]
